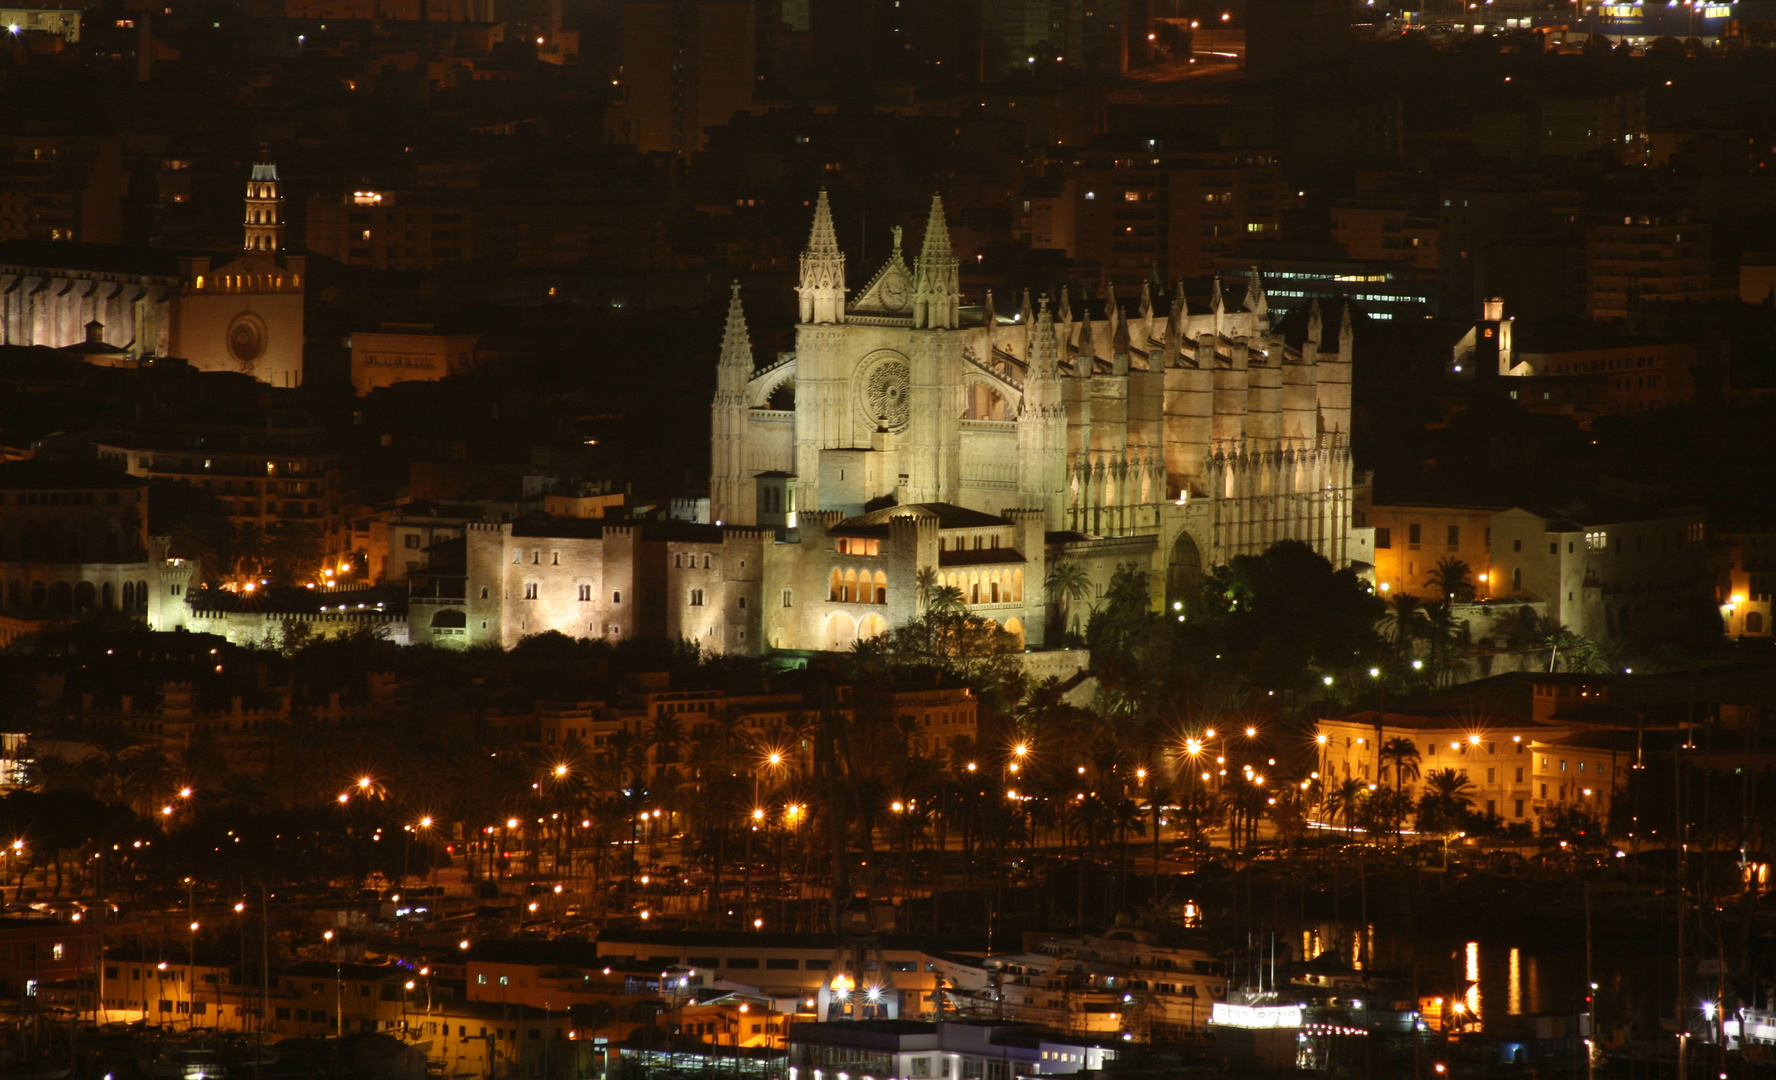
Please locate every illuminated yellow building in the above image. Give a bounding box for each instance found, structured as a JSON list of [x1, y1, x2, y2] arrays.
[[1315, 700, 1625, 828], [1366, 503, 1498, 599]]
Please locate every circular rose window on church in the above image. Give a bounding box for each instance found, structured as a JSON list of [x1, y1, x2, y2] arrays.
[[226, 313, 267, 370], [855, 351, 911, 433]]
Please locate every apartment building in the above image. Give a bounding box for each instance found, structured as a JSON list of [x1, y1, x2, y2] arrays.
[[95, 434, 343, 558], [1033, 143, 1288, 284], [523, 682, 978, 776], [1330, 194, 1439, 271], [1316, 710, 1624, 826], [1588, 216, 1730, 320]]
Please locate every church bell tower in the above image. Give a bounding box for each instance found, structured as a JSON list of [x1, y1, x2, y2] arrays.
[[243, 150, 284, 252]]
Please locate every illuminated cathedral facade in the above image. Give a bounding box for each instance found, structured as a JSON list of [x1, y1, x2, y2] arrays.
[[701, 192, 1370, 652]]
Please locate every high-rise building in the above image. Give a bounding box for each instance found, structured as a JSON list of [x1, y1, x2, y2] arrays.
[[1030, 143, 1288, 284], [1587, 216, 1729, 320], [0, 135, 124, 245], [982, 0, 1127, 74], [608, 0, 755, 155]]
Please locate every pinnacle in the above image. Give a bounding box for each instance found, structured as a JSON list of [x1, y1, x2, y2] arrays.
[[918, 193, 952, 260], [1246, 265, 1267, 313], [806, 189, 841, 259], [720, 281, 752, 367]]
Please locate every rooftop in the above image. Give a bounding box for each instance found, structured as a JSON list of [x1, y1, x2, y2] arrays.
[[829, 503, 1010, 536]]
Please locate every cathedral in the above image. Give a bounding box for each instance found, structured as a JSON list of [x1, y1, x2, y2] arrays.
[[402, 193, 1370, 656], [0, 152, 306, 387], [706, 192, 1368, 651]]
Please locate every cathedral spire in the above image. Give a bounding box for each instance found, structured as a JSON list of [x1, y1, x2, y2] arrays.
[[1030, 294, 1058, 380], [1210, 275, 1225, 315], [919, 193, 953, 259], [243, 149, 283, 252], [1019, 288, 1034, 326], [710, 281, 753, 528], [1306, 298, 1323, 348], [797, 190, 846, 324], [719, 281, 753, 380], [983, 289, 997, 327], [1075, 306, 1095, 376], [807, 188, 841, 259], [1245, 265, 1268, 317], [1058, 285, 1073, 324], [912, 193, 959, 329], [1138, 280, 1154, 322]]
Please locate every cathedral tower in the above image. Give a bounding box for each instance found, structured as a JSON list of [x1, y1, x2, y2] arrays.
[[710, 282, 753, 526], [792, 190, 849, 514], [904, 194, 963, 504], [243, 151, 283, 252], [1017, 295, 1069, 526], [911, 194, 958, 331], [797, 189, 845, 325]]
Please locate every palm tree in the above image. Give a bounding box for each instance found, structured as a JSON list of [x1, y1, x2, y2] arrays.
[[265, 520, 323, 584], [927, 585, 964, 617], [915, 567, 939, 613], [1488, 605, 1543, 651], [1325, 778, 1368, 834], [1378, 737, 1420, 841], [1415, 767, 1476, 834], [234, 521, 269, 580], [1421, 602, 1472, 687], [1045, 561, 1091, 639], [1425, 557, 1476, 604], [648, 714, 685, 770], [1381, 594, 1429, 659]]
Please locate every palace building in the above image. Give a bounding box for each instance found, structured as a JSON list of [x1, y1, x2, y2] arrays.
[[0, 152, 305, 387], [405, 194, 1370, 655]]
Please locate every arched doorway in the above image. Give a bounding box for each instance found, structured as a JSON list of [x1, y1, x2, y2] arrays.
[[1003, 617, 1026, 650], [858, 614, 887, 641], [1166, 530, 1204, 612], [826, 612, 857, 651]]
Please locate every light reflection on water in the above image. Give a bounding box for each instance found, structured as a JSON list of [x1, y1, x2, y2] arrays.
[[1298, 923, 1658, 1028], [1465, 941, 1482, 1023]]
